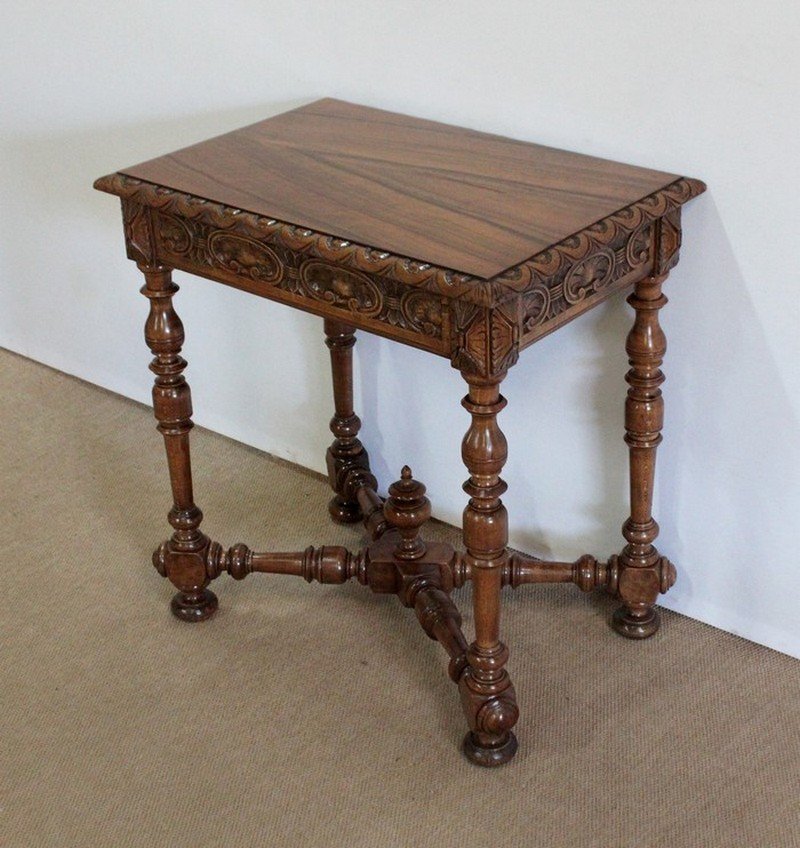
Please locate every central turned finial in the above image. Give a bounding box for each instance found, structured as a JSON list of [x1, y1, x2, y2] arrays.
[[384, 466, 431, 560]]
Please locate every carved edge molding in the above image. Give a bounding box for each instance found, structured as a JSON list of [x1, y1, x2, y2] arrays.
[[95, 172, 705, 307]]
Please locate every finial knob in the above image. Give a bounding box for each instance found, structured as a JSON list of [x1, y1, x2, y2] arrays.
[[384, 466, 431, 560]]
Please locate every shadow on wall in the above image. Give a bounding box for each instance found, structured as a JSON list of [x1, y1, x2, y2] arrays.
[[656, 197, 800, 649]]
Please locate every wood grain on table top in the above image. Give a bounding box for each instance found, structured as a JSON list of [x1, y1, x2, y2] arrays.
[[119, 98, 683, 280]]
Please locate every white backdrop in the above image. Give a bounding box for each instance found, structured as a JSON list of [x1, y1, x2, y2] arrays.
[[2, 1, 798, 657]]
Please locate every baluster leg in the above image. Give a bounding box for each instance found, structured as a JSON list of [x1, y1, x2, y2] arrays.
[[459, 374, 519, 766], [141, 263, 217, 622], [324, 318, 373, 523], [613, 273, 676, 638]]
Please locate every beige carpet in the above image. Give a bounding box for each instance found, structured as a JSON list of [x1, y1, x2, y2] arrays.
[[1, 349, 798, 848]]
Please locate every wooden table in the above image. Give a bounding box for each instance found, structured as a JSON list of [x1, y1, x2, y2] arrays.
[[95, 98, 705, 766]]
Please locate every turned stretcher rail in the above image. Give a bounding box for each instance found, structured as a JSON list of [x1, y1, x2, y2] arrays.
[[162, 531, 673, 599], [157, 533, 471, 684], [201, 542, 368, 585], [356, 484, 389, 540], [504, 552, 614, 591]]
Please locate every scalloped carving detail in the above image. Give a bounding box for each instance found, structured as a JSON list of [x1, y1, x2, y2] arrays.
[[563, 248, 616, 305], [400, 289, 444, 335], [521, 284, 551, 332], [299, 260, 382, 317], [147, 210, 447, 352], [158, 214, 193, 255]]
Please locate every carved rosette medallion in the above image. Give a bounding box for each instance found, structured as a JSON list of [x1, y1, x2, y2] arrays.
[[299, 260, 382, 318], [400, 289, 444, 336], [209, 232, 283, 284], [157, 214, 193, 255]]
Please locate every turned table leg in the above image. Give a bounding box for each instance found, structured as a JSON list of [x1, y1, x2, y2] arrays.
[[612, 273, 676, 638], [459, 374, 519, 766], [324, 318, 373, 523], [140, 263, 217, 622]]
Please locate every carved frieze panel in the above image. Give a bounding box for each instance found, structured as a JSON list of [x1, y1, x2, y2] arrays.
[[101, 172, 701, 372], [491, 177, 699, 302], [145, 207, 449, 355], [518, 218, 656, 348]]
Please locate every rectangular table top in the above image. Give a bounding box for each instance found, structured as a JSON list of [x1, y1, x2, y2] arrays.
[[110, 98, 691, 281]]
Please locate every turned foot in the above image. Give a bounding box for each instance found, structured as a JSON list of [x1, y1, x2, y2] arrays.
[[612, 603, 660, 639], [327, 494, 363, 524], [463, 730, 518, 767], [170, 588, 218, 622]]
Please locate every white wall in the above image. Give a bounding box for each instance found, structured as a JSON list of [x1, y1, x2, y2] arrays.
[[2, 1, 798, 657]]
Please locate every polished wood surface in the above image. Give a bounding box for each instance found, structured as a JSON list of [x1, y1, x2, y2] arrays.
[[95, 99, 705, 768], [116, 98, 688, 280]]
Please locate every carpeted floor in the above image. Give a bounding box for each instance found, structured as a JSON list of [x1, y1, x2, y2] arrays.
[[2, 348, 798, 848]]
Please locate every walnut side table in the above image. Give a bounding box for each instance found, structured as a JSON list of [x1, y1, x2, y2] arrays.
[[95, 98, 705, 767]]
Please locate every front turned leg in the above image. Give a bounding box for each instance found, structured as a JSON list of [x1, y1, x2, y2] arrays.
[[141, 263, 216, 622], [613, 273, 677, 638], [324, 318, 375, 523], [459, 374, 519, 766]]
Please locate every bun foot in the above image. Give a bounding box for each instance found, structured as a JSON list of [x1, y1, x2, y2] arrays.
[[612, 604, 660, 639], [170, 589, 218, 622], [462, 731, 518, 767], [328, 495, 363, 524]]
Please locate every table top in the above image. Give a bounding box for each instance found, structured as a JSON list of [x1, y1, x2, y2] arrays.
[[107, 98, 698, 281]]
